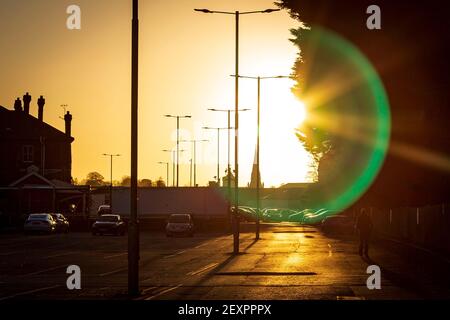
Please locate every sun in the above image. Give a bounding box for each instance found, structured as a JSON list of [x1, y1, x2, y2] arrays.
[[261, 83, 307, 132]]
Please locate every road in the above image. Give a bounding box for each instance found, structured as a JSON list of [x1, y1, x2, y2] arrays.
[[0, 223, 449, 300]]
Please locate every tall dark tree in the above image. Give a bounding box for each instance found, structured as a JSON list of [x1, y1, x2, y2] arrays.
[[278, 0, 450, 206], [83, 172, 105, 186]]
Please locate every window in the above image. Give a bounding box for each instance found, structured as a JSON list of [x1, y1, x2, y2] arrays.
[[22, 145, 34, 163]]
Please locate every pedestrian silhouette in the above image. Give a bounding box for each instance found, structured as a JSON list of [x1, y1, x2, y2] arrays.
[[356, 209, 373, 257]]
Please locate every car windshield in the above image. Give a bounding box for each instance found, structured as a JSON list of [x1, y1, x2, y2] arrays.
[[169, 215, 190, 223], [98, 216, 119, 222], [29, 214, 49, 220]]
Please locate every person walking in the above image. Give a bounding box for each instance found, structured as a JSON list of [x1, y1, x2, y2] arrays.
[[356, 208, 373, 257]]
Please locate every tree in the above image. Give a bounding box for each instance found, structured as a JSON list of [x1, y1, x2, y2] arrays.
[[120, 176, 131, 187], [139, 179, 153, 187], [287, 25, 337, 183], [278, 0, 450, 207], [83, 172, 105, 186], [296, 126, 332, 182], [156, 177, 166, 188]]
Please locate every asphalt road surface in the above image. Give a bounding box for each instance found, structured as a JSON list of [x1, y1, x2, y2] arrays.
[[0, 223, 449, 300]]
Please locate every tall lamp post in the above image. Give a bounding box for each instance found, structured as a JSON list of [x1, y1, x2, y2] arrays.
[[164, 115, 191, 187], [232, 75, 290, 239], [129, 0, 139, 296], [102, 153, 121, 210], [195, 7, 280, 254], [207, 108, 250, 226], [180, 139, 209, 187], [157, 161, 169, 187], [163, 149, 186, 187], [203, 127, 230, 185]]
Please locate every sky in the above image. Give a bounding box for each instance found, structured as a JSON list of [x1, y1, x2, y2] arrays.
[[0, 0, 311, 187]]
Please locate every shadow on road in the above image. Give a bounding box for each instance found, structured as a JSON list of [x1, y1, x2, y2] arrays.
[[361, 254, 429, 299]]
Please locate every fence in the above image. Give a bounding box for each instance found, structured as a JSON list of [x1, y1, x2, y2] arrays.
[[367, 204, 450, 255]]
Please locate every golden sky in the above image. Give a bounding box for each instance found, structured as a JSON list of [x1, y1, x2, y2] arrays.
[[0, 0, 311, 187]]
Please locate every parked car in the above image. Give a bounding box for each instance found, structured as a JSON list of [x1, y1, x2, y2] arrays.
[[302, 209, 341, 225], [97, 205, 111, 216], [166, 214, 194, 237], [92, 214, 126, 236], [236, 206, 257, 222], [51, 213, 70, 233], [24, 214, 57, 234], [321, 215, 354, 235]]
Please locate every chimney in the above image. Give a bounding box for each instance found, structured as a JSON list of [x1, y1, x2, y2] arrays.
[[14, 98, 22, 112], [23, 92, 31, 115], [64, 111, 72, 137], [37, 95, 45, 122]]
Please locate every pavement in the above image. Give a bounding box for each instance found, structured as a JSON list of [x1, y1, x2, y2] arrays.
[[0, 223, 449, 300]]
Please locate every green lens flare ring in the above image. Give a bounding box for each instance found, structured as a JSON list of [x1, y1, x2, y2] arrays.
[[227, 26, 390, 224], [306, 25, 391, 215]]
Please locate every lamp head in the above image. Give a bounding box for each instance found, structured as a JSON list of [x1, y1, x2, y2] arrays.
[[263, 8, 281, 13], [194, 8, 212, 13]]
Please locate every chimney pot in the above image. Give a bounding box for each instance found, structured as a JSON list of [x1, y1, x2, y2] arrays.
[[64, 111, 72, 137], [37, 95, 45, 122], [14, 98, 22, 112], [23, 92, 31, 115]]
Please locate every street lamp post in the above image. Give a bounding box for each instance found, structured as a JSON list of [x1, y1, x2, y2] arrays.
[[207, 108, 250, 227], [129, 0, 139, 296], [157, 161, 169, 187], [203, 127, 230, 185], [232, 75, 290, 240], [189, 159, 193, 186], [163, 149, 185, 187], [180, 139, 209, 187], [195, 7, 280, 254], [164, 115, 191, 187], [102, 153, 121, 210]]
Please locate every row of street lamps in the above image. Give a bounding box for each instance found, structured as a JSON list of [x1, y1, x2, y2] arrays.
[[194, 6, 283, 254], [127, 0, 285, 295]]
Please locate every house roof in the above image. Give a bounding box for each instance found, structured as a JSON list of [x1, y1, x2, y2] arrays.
[[9, 171, 55, 187], [0, 105, 74, 143]]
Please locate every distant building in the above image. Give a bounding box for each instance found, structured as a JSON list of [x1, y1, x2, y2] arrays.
[[248, 148, 263, 188], [0, 93, 74, 185], [222, 169, 236, 188], [278, 183, 312, 189], [208, 181, 219, 188], [0, 93, 87, 222]]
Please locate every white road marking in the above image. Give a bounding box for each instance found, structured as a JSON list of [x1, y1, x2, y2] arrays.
[[104, 252, 127, 259], [145, 285, 182, 300], [0, 285, 61, 301], [45, 251, 78, 259], [141, 286, 159, 294], [164, 250, 186, 258], [194, 243, 208, 248], [187, 262, 219, 276], [99, 267, 127, 277], [21, 265, 67, 277], [337, 296, 365, 300]]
